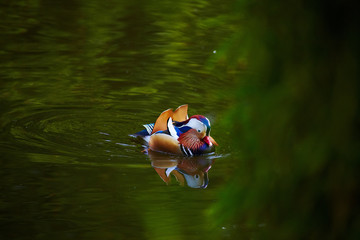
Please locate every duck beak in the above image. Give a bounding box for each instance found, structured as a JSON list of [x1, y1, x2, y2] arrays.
[[203, 136, 218, 146]]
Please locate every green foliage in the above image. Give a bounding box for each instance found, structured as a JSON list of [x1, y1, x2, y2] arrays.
[[212, 0, 360, 239]]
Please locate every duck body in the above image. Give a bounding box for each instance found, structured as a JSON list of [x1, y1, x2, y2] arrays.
[[135, 105, 218, 156]]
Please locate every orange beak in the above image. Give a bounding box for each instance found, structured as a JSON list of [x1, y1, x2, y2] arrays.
[[203, 136, 218, 146]]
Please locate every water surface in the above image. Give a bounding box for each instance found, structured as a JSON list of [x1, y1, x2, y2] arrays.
[[0, 1, 238, 239]]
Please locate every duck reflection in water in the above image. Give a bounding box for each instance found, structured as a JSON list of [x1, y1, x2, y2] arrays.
[[148, 151, 214, 188]]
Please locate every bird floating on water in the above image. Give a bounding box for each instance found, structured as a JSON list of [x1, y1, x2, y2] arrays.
[[134, 104, 218, 156]]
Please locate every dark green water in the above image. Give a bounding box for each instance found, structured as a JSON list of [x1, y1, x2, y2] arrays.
[[0, 1, 238, 239]]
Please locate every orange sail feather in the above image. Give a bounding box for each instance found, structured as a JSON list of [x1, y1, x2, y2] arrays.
[[173, 104, 188, 122], [151, 108, 173, 134]]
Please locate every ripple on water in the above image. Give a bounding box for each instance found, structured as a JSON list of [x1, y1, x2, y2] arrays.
[[2, 106, 140, 162]]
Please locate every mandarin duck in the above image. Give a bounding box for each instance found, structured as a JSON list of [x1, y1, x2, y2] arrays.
[[135, 104, 218, 156]]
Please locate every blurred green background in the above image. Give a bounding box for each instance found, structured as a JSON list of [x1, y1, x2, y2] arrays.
[[0, 0, 359, 239], [211, 0, 360, 239]]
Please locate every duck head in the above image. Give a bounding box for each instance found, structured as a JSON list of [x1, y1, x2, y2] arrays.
[[178, 115, 218, 153]]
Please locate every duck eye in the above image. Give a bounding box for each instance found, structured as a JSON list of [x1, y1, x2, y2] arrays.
[[195, 174, 199, 179], [197, 129, 201, 132]]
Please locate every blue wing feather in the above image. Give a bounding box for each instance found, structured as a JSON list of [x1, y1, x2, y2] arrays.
[[134, 123, 154, 137]]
